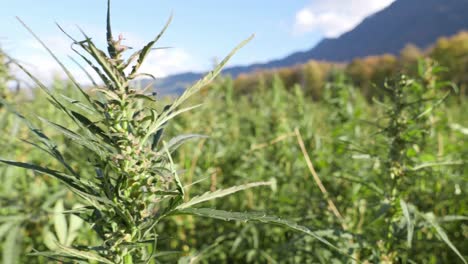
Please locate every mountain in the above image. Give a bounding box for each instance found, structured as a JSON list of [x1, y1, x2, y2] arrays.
[[155, 0, 468, 94]]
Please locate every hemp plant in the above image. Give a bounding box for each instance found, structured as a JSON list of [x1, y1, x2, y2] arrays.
[[0, 50, 11, 104], [0, 1, 340, 263], [362, 60, 466, 263]]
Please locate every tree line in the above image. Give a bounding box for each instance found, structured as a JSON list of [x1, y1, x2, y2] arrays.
[[231, 31, 468, 100]]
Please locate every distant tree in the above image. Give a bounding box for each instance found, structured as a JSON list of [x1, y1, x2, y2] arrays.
[[277, 67, 301, 89], [234, 72, 262, 94], [430, 31, 468, 95], [346, 58, 374, 98], [371, 54, 398, 86], [400, 44, 424, 75], [400, 43, 423, 63], [301, 61, 326, 100], [227, 31, 468, 100]]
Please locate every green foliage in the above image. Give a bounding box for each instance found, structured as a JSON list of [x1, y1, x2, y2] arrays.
[[0, 3, 467, 264], [354, 60, 465, 263], [0, 51, 8, 100], [160, 62, 467, 262], [0, 1, 343, 263]]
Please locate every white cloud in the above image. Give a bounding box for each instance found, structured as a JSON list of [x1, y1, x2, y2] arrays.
[[10, 33, 97, 86], [137, 48, 201, 78], [294, 0, 395, 37]]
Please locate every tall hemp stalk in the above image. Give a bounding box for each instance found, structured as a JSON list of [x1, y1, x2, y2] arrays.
[[368, 60, 466, 263], [0, 1, 342, 263]]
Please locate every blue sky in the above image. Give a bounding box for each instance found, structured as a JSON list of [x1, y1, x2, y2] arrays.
[[0, 0, 394, 83]]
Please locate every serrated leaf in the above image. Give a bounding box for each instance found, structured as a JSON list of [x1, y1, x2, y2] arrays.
[[421, 212, 467, 264], [58, 94, 96, 114], [38, 116, 110, 158], [128, 93, 157, 102], [172, 35, 254, 110], [0, 159, 111, 209], [143, 104, 202, 146], [2, 224, 21, 264], [0, 97, 78, 177], [16, 17, 92, 105], [142, 34, 253, 146], [30, 245, 114, 264], [177, 237, 224, 264], [0, 222, 16, 239], [128, 14, 173, 77], [0, 215, 28, 223], [69, 55, 100, 87], [163, 141, 184, 198], [400, 199, 414, 248], [77, 27, 125, 88], [174, 208, 347, 258], [176, 181, 274, 210], [54, 199, 68, 245], [43, 229, 59, 250], [66, 41, 112, 87], [57, 244, 114, 264], [70, 111, 111, 143], [41, 190, 68, 210], [66, 204, 85, 246], [437, 215, 468, 222], [0, 159, 84, 190], [166, 134, 208, 153], [28, 250, 89, 263]]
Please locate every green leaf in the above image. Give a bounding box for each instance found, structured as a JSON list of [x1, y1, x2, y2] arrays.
[[230, 225, 251, 254], [66, 204, 85, 246], [172, 34, 254, 110], [166, 134, 208, 153], [54, 199, 68, 245], [30, 245, 114, 264], [450, 123, 468, 135], [65, 40, 112, 87], [178, 237, 225, 264], [400, 199, 414, 248], [437, 215, 468, 222], [43, 228, 59, 250], [163, 141, 184, 198], [410, 160, 464, 171], [38, 116, 110, 158], [2, 224, 21, 264], [58, 93, 97, 114], [421, 212, 467, 264], [106, 0, 116, 58], [0, 159, 82, 189], [76, 28, 125, 89], [0, 222, 16, 239], [40, 190, 73, 211], [28, 250, 88, 264], [0, 215, 28, 223], [70, 111, 111, 143], [68, 55, 100, 87], [128, 93, 157, 102], [141, 35, 253, 146], [143, 104, 203, 146], [175, 208, 348, 258], [176, 181, 274, 210], [0, 159, 111, 208], [0, 91, 79, 178], [58, 244, 114, 264], [128, 14, 173, 77], [15, 17, 92, 105]]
